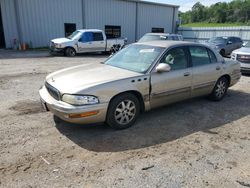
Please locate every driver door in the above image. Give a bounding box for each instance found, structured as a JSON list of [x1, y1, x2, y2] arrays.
[[150, 47, 192, 109], [78, 32, 95, 52]]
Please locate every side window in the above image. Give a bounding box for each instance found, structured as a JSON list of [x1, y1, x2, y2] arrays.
[[228, 37, 234, 43], [189, 46, 210, 67], [160, 47, 187, 70], [173, 36, 179, 41], [81, 32, 93, 42], [208, 49, 217, 63], [93, 32, 104, 41]]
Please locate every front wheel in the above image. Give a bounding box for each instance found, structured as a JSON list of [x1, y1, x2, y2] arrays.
[[209, 77, 229, 101], [65, 48, 76, 57], [106, 93, 140, 130]]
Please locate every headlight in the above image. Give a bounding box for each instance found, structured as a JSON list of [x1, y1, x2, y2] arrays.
[[62, 94, 99, 106], [231, 53, 236, 60], [54, 43, 62, 48]]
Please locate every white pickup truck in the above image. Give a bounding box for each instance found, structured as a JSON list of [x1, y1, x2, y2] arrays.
[[50, 29, 127, 56]]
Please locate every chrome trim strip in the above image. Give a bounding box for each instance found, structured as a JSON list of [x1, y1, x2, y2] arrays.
[[151, 87, 191, 98], [193, 81, 216, 90]]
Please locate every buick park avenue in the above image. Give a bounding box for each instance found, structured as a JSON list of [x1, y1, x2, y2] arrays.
[[40, 41, 241, 129]]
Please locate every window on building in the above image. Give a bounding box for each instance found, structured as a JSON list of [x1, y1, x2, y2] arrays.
[[64, 23, 76, 37], [93, 32, 104, 41], [105, 25, 121, 39], [152, 28, 164, 33]]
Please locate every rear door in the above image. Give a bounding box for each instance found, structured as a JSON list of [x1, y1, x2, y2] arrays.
[[190, 46, 222, 97], [92, 32, 106, 51], [150, 47, 192, 109]]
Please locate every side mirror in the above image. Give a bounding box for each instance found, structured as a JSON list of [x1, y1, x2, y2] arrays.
[[156, 63, 171, 73], [227, 41, 232, 45]]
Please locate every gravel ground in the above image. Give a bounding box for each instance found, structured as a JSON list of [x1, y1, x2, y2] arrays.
[[0, 50, 250, 188]]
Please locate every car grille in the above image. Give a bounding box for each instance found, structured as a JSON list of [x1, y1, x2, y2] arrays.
[[237, 54, 250, 64], [45, 82, 61, 101]]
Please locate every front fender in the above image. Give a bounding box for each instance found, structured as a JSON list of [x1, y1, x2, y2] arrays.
[[75, 76, 151, 108]]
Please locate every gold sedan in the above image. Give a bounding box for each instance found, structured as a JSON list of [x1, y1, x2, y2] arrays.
[[39, 41, 241, 129]]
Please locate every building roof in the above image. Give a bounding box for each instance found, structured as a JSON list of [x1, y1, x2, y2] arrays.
[[121, 0, 179, 8]]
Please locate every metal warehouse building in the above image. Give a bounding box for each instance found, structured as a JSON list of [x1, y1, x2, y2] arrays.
[[0, 0, 179, 48]]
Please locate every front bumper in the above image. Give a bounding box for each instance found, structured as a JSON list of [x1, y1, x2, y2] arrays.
[[240, 63, 250, 74], [49, 46, 64, 53], [39, 86, 108, 124]]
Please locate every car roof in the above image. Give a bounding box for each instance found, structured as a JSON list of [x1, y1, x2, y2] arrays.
[[136, 40, 198, 48], [77, 29, 103, 32], [145, 33, 182, 36]]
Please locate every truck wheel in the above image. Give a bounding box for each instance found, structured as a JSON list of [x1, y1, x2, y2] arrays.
[[65, 48, 76, 57], [209, 77, 229, 101], [106, 93, 140, 130]]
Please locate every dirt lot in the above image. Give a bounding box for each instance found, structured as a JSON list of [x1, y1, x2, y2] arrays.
[[0, 50, 250, 188]]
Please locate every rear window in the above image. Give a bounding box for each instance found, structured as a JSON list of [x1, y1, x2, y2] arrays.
[[189, 46, 211, 67]]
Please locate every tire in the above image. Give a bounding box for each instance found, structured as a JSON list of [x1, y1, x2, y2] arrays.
[[209, 77, 229, 101], [65, 47, 76, 57], [106, 93, 140, 130], [220, 49, 226, 57]]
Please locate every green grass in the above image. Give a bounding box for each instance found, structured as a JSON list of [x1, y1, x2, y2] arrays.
[[180, 22, 249, 27]]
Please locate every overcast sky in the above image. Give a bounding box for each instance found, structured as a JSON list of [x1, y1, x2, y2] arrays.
[[144, 0, 233, 12]]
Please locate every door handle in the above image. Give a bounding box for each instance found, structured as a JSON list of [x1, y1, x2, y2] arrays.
[[216, 66, 221, 70], [184, 72, 190, 77]]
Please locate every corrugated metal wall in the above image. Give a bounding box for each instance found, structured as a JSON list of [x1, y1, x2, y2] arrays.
[[178, 26, 250, 43], [1, 0, 83, 48], [1, 0, 178, 48], [137, 3, 175, 39], [0, 0, 19, 48], [85, 0, 136, 43], [17, 0, 82, 47]]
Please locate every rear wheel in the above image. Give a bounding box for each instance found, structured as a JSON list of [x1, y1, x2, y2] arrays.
[[220, 49, 226, 57], [209, 77, 229, 101], [65, 47, 76, 57], [106, 93, 140, 130]]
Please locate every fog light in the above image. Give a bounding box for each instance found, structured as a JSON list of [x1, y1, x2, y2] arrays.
[[68, 111, 99, 118]]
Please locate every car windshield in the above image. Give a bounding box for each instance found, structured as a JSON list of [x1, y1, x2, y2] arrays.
[[244, 42, 250, 48], [208, 37, 227, 44], [138, 35, 168, 42], [67, 31, 81, 40], [105, 44, 165, 73]]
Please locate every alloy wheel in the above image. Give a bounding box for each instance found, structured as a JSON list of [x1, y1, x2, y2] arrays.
[[114, 100, 136, 125]]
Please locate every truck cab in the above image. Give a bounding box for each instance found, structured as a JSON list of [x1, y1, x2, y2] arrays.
[[50, 29, 126, 56]]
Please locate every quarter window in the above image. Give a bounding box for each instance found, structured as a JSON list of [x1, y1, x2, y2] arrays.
[[160, 47, 187, 70], [189, 46, 210, 67]]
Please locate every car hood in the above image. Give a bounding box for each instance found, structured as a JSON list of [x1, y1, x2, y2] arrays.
[[51, 38, 72, 44], [46, 63, 142, 94], [233, 47, 250, 55], [206, 42, 224, 48]]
